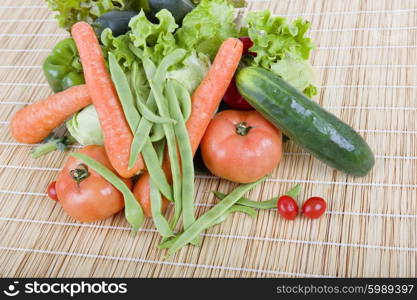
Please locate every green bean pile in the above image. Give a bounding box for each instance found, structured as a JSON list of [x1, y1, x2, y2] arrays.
[[73, 48, 268, 255]]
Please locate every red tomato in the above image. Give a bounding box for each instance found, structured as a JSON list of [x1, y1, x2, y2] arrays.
[[223, 76, 253, 110], [302, 197, 327, 219], [201, 110, 282, 183], [47, 181, 58, 201], [277, 195, 298, 220], [56, 146, 132, 222], [133, 172, 170, 218]]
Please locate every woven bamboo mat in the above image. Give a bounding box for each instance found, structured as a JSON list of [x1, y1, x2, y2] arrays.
[[0, 0, 416, 278]]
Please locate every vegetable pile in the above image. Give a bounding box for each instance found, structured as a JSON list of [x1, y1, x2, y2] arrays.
[[10, 0, 374, 254]]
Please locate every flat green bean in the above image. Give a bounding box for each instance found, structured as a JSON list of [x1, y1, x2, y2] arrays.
[[149, 123, 165, 142], [212, 184, 301, 210], [166, 177, 267, 255], [132, 63, 176, 124], [130, 62, 144, 105], [137, 98, 176, 124], [171, 80, 192, 121], [166, 80, 195, 230], [150, 180, 174, 238], [154, 140, 166, 163], [71, 152, 145, 231], [159, 205, 257, 249], [141, 138, 173, 201], [158, 235, 177, 249], [209, 205, 257, 227], [109, 53, 145, 169], [213, 191, 276, 209], [153, 49, 187, 85], [130, 61, 150, 104], [143, 50, 186, 229], [108, 53, 140, 133], [129, 60, 157, 168]]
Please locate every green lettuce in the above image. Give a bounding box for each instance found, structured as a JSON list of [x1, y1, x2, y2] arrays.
[[129, 9, 179, 65], [47, 0, 127, 30], [243, 10, 317, 96], [270, 57, 315, 92], [176, 0, 238, 59], [67, 105, 104, 146], [101, 28, 137, 70], [167, 51, 211, 93], [128, 8, 212, 93]]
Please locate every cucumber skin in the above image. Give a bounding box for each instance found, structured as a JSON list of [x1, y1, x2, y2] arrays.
[[236, 67, 375, 177]]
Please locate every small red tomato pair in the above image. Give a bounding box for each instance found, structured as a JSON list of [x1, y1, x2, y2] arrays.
[[277, 195, 326, 220]]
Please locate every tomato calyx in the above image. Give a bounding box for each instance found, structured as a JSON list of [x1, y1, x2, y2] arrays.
[[285, 184, 301, 199], [235, 122, 253, 136], [69, 163, 90, 186]]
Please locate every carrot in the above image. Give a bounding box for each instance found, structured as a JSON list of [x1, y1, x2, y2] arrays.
[[11, 85, 91, 144], [71, 22, 145, 178], [187, 38, 244, 155], [133, 38, 243, 217]]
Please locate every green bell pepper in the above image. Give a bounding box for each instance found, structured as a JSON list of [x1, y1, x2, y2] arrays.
[[43, 38, 85, 93]]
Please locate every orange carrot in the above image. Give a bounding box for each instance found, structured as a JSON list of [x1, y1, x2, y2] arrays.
[[11, 85, 91, 144], [71, 22, 145, 178], [133, 38, 243, 217], [187, 38, 244, 155]]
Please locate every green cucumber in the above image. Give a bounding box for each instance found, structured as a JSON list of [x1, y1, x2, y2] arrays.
[[236, 67, 375, 177]]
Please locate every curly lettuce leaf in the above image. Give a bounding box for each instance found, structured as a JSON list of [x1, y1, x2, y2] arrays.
[[243, 10, 317, 96], [270, 57, 315, 93], [128, 9, 210, 93], [129, 9, 179, 65], [47, 0, 130, 30], [101, 28, 136, 70], [176, 0, 238, 59], [245, 11, 314, 68]]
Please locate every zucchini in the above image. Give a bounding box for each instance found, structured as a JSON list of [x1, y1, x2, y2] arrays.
[[236, 67, 375, 177]]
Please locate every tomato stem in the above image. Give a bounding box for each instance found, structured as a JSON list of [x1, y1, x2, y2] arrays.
[[235, 122, 253, 136], [69, 163, 90, 186], [285, 184, 301, 199]]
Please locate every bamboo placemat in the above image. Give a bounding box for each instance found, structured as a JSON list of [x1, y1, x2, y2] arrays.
[[0, 0, 416, 278]]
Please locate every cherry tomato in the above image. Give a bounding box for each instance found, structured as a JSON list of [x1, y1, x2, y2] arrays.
[[56, 146, 132, 222], [201, 110, 282, 183], [223, 75, 253, 110], [277, 195, 298, 220], [239, 36, 256, 56], [47, 181, 58, 201], [302, 197, 327, 219]]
